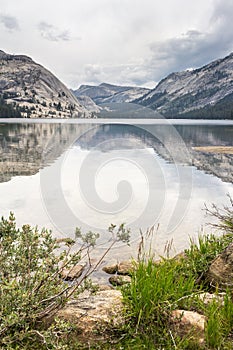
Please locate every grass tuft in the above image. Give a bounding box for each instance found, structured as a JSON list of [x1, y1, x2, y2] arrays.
[[120, 227, 233, 349]]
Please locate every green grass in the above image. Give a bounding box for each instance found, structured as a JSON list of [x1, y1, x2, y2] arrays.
[[118, 231, 233, 349], [185, 232, 233, 283]]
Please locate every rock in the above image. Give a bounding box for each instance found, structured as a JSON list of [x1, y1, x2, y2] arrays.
[[109, 275, 131, 286], [171, 310, 206, 345], [207, 242, 233, 289], [102, 263, 118, 274], [97, 284, 113, 291], [102, 260, 136, 276], [198, 292, 225, 305], [61, 264, 84, 280], [118, 260, 135, 275], [57, 290, 124, 341]]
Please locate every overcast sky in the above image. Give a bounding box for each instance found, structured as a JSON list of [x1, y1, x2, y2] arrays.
[[0, 0, 233, 89]]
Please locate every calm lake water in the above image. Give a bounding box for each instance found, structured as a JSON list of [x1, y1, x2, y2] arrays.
[[0, 118, 233, 260]]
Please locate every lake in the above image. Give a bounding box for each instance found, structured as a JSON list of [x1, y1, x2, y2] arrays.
[[0, 118, 233, 260]]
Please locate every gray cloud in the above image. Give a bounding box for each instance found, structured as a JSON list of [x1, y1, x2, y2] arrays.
[[0, 14, 19, 32], [72, 62, 155, 88], [147, 0, 233, 83], [38, 21, 71, 42], [72, 0, 233, 88], [84, 64, 103, 80]]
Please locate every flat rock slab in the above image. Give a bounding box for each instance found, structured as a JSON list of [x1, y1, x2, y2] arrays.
[[61, 264, 84, 280], [171, 310, 206, 345], [57, 289, 124, 339]]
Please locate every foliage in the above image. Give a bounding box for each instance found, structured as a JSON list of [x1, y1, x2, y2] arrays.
[[0, 213, 130, 349], [184, 232, 233, 284], [0, 96, 23, 118], [2, 198, 233, 349], [179, 92, 233, 120], [119, 199, 233, 349], [204, 195, 233, 234], [184, 196, 233, 284], [121, 256, 198, 348]]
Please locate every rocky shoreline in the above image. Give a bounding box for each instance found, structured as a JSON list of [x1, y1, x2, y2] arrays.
[[56, 243, 233, 347]]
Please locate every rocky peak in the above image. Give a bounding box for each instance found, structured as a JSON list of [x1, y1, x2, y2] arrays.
[[73, 82, 150, 105], [0, 50, 33, 63], [0, 50, 92, 118], [136, 52, 233, 118]]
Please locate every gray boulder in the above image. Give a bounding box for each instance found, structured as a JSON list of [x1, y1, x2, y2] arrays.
[[207, 242, 233, 289]]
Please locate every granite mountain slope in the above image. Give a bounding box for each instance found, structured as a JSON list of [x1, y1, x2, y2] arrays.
[[135, 52, 233, 118], [0, 50, 91, 118], [73, 82, 149, 105], [2, 49, 233, 119]]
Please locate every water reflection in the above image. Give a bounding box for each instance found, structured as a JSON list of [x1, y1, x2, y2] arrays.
[[0, 122, 232, 184], [0, 121, 233, 259], [0, 123, 92, 182]]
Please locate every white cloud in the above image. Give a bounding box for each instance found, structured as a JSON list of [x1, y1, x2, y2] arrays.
[[0, 0, 232, 88], [38, 22, 72, 42], [0, 14, 19, 32]]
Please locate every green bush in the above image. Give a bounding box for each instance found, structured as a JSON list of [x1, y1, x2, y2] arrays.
[[0, 213, 130, 349], [0, 213, 80, 348]]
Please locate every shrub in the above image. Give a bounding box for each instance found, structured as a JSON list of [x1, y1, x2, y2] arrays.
[[0, 213, 130, 349]]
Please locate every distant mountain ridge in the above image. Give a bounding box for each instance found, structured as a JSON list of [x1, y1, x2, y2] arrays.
[[1, 49, 233, 119], [75, 95, 102, 113], [135, 52, 233, 119], [0, 50, 91, 118], [73, 82, 149, 104], [73, 53, 233, 119]]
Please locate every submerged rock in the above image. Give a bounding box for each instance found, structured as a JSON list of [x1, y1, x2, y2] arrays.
[[102, 260, 136, 276], [102, 263, 118, 274], [109, 275, 131, 286], [118, 260, 135, 275]]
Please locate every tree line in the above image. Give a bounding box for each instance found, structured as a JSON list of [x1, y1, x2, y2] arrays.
[[0, 96, 23, 118]]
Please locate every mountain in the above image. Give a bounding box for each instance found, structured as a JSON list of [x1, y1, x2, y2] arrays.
[[73, 82, 149, 105], [0, 50, 91, 118], [2, 49, 233, 119], [135, 52, 233, 119], [72, 94, 102, 113]]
